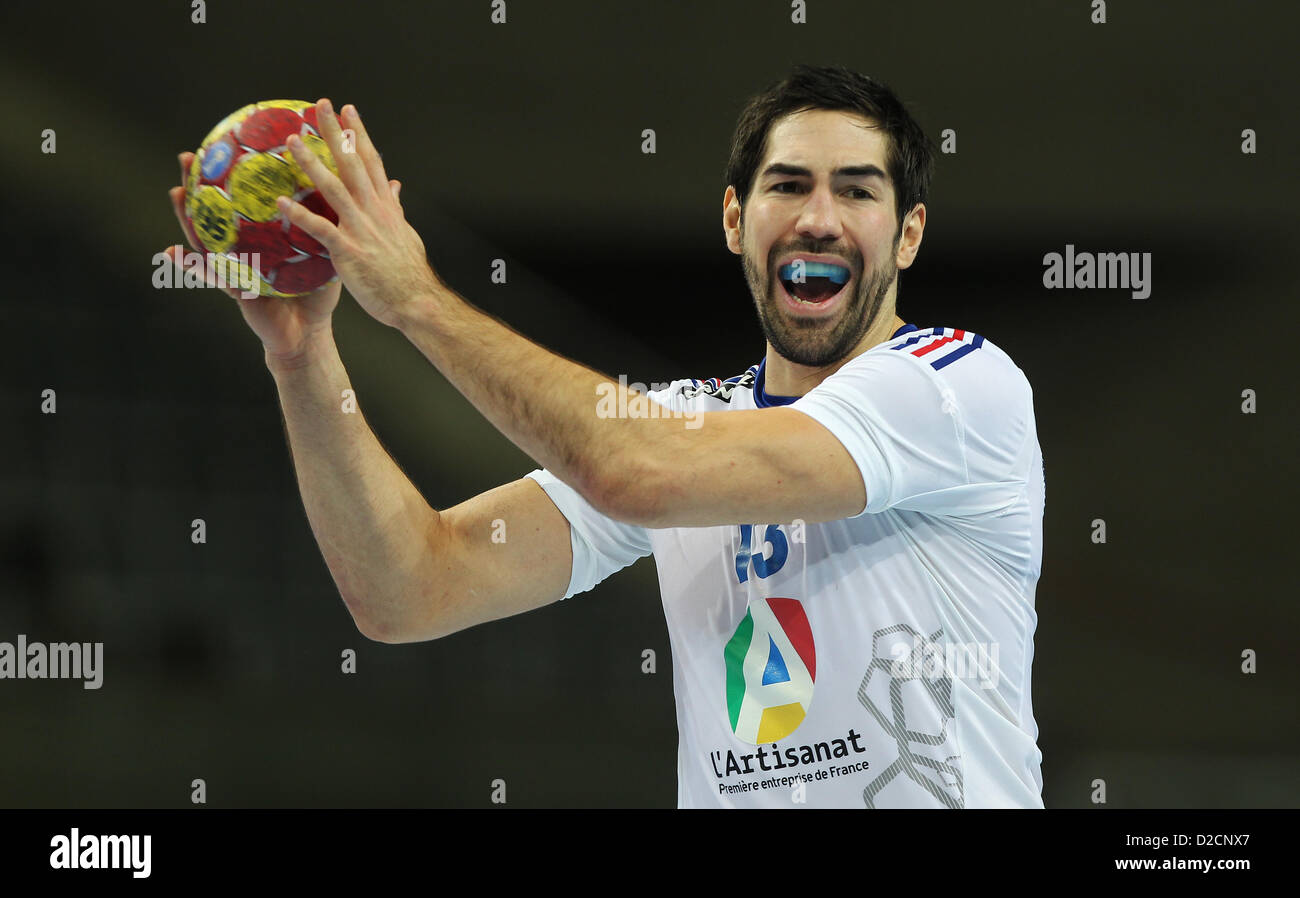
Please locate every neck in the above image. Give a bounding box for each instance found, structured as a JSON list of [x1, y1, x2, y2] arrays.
[[763, 312, 907, 398]]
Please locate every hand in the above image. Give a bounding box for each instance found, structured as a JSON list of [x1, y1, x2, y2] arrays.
[[164, 151, 342, 364], [277, 98, 442, 329]]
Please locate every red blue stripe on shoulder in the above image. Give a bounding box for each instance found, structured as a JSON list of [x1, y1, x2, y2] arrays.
[[681, 365, 759, 401], [889, 326, 986, 371]]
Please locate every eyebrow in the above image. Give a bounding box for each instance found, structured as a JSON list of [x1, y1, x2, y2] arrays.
[[761, 162, 888, 182]]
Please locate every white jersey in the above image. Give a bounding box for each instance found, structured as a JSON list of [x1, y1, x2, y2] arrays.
[[525, 323, 1045, 808]]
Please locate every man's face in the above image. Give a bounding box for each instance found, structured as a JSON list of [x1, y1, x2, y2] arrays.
[[730, 109, 906, 368]]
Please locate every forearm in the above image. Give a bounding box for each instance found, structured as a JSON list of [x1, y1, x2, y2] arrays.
[[266, 329, 448, 640], [270, 99, 658, 512], [394, 284, 646, 504]]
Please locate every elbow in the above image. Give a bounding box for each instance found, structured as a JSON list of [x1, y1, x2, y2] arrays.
[[342, 594, 438, 645], [355, 615, 403, 644], [334, 552, 457, 644], [352, 611, 447, 645], [353, 594, 466, 644], [343, 599, 399, 644], [588, 448, 666, 529]]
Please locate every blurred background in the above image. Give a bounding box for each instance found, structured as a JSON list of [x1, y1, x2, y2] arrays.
[[0, 0, 1295, 807]]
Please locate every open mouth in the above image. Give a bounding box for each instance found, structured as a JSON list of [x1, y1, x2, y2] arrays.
[[778, 260, 851, 307]]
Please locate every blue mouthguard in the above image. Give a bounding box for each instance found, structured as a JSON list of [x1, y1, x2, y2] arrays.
[[778, 261, 850, 284]]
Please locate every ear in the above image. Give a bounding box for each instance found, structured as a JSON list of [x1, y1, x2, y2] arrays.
[[723, 185, 743, 255], [895, 202, 926, 270]]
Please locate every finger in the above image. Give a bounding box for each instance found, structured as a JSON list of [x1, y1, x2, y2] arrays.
[[169, 185, 204, 251], [312, 97, 376, 203], [285, 132, 361, 224], [389, 179, 401, 202], [174, 151, 204, 249], [170, 245, 246, 301], [164, 244, 247, 301], [276, 194, 342, 255], [340, 104, 391, 196]]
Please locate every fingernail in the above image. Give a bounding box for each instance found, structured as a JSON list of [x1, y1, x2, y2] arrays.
[[321, 98, 333, 114], [276, 196, 291, 211]]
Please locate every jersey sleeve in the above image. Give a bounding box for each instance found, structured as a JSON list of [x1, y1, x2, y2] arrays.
[[523, 468, 654, 599], [790, 345, 1033, 518]]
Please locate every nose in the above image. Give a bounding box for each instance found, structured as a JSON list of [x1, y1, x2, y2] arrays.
[[795, 184, 844, 241]]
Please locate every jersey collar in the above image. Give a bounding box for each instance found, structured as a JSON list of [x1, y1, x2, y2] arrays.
[[753, 322, 919, 408]]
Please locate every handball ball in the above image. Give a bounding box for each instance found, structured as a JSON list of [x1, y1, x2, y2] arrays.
[[184, 100, 340, 297]]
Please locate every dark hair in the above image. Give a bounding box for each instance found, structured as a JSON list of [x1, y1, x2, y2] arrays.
[[725, 64, 935, 234]]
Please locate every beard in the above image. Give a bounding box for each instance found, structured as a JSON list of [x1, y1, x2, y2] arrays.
[[741, 228, 899, 368]]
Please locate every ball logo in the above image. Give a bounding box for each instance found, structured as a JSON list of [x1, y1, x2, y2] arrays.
[[200, 139, 234, 181], [724, 597, 816, 744]]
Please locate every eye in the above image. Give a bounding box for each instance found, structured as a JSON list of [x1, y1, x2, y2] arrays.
[[772, 181, 803, 193], [847, 188, 874, 200]]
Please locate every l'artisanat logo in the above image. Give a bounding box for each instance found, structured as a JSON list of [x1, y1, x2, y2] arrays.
[[724, 597, 816, 743]]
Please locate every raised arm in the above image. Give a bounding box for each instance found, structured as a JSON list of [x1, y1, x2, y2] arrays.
[[165, 149, 573, 644], [266, 332, 574, 643]]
